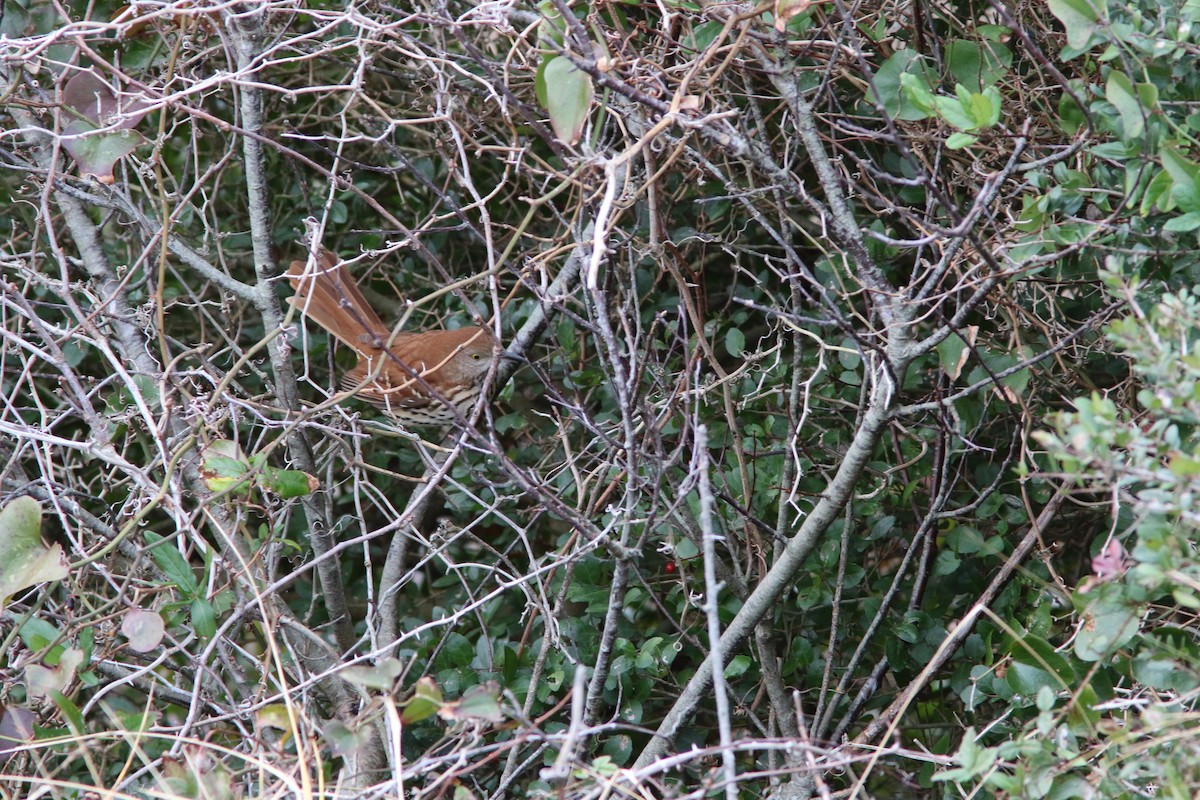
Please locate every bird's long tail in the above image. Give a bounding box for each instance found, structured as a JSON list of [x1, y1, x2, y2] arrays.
[[287, 250, 393, 357]]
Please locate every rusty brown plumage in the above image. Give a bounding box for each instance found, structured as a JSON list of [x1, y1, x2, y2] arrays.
[[287, 251, 498, 426]]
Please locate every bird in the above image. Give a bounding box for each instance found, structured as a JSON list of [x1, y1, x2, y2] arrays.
[[286, 250, 501, 426]]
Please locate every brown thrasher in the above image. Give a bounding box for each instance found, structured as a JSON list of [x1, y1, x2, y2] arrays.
[[287, 251, 500, 426]]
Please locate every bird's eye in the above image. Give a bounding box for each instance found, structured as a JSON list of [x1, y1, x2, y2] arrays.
[[472, 353, 483, 360]]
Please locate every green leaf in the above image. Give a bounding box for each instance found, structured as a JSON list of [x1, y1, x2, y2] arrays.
[[261, 467, 318, 498], [1007, 660, 1060, 697], [143, 532, 200, 595], [685, 21, 725, 52], [537, 0, 567, 47], [202, 457, 251, 494], [190, 598, 217, 640], [724, 654, 752, 678], [945, 132, 978, 150], [201, 440, 251, 496], [936, 331, 974, 381], [932, 94, 976, 131], [934, 727, 998, 782], [534, 56, 552, 109], [1174, 180, 1200, 213], [1074, 592, 1142, 662], [439, 632, 475, 667], [1106, 71, 1146, 138], [1139, 170, 1173, 214], [1001, 366, 1031, 397], [577, 755, 620, 778], [602, 734, 634, 765], [967, 87, 1002, 128], [898, 71, 936, 117], [401, 677, 444, 724], [51, 691, 86, 736], [674, 537, 699, 560], [1009, 633, 1077, 691], [725, 327, 746, 357], [104, 373, 162, 417], [540, 56, 594, 145], [61, 123, 144, 184], [17, 617, 63, 655], [59, 71, 151, 183], [933, 549, 960, 576], [871, 51, 935, 120], [439, 682, 505, 723], [0, 0, 31, 37], [0, 497, 69, 611], [1163, 213, 1200, 233], [944, 39, 1012, 90], [1067, 683, 1101, 732], [1160, 145, 1200, 187], [343, 658, 404, 691], [1045, 0, 1103, 51], [1132, 654, 1200, 692]]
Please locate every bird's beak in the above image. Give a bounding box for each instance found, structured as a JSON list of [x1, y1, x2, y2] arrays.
[[499, 350, 527, 364]]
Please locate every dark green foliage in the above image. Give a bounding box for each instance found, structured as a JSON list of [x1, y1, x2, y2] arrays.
[[6, 0, 1200, 796]]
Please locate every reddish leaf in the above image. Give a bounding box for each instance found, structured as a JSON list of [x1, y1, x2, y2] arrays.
[[60, 70, 150, 183], [121, 609, 166, 653], [0, 706, 35, 764]]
